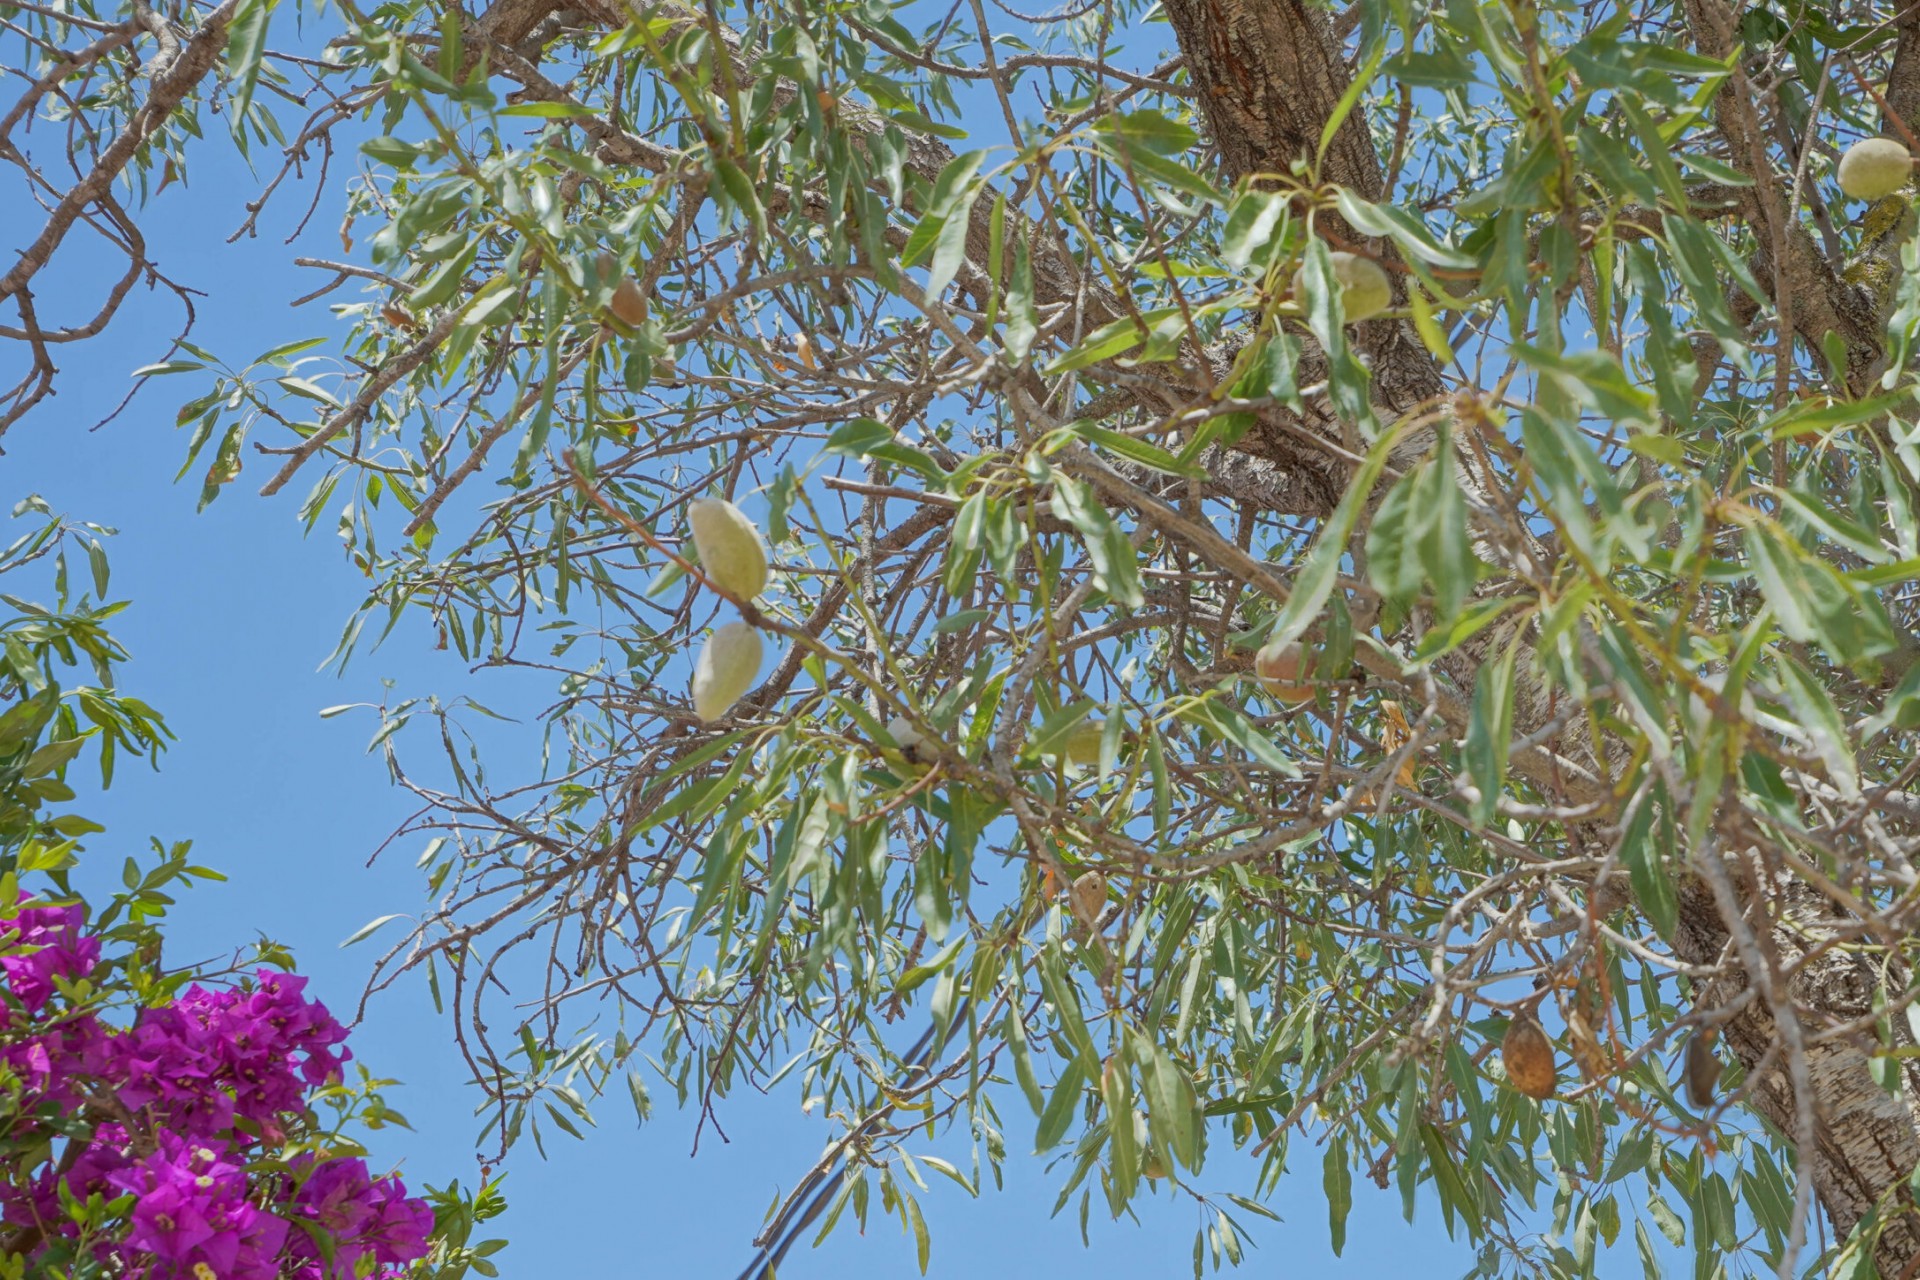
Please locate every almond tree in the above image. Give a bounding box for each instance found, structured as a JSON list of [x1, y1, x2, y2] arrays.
[[7, 0, 1920, 1273]]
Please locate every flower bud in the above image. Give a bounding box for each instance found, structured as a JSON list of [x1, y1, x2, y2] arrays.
[[1838, 137, 1913, 202], [690, 622, 763, 722], [689, 497, 769, 601], [1293, 250, 1392, 323]]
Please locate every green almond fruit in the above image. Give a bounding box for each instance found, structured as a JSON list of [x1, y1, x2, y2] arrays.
[[1838, 137, 1913, 202], [689, 497, 769, 601], [1293, 250, 1393, 323], [691, 622, 764, 722]]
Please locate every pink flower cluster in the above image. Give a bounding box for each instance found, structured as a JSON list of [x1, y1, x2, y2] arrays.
[[0, 897, 100, 1013], [0, 898, 435, 1278]]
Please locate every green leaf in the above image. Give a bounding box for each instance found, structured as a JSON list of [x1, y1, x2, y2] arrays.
[[21, 735, 84, 778], [1365, 473, 1425, 610], [1183, 700, 1300, 777], [1419, 429, 1475, 621], [499, 101, 600, 118], [407, 241, 479, 310], [1072, 423, 1204, 478], [1746, 520, 1896, 661], [341, 913, 408, 946], [1619, 783, 1678, 940], [1776, 656, 1859, 799], [895, 936, 966, 995], [923, 195, 979, 301], [1647, 1189, 1686, 1247], [1005, 1006, 1046, 1115], [824, 418, 895, 459], [1024, 698, 1097, 762], [1222, 191, 1288, 270], [1048, 476, 1144, 607], [1515, 342, 1656, 430], [1092, 108, 1198, 156], [1265, 416, 1406, 656], [688, 817, 750, 923], [1034, 1056, 1087, 1152], [1634, 1219, 1664, 1280], [1004, 228, 1036, 362], [1864, 663, 1920, 739], [1042, 313, 1151, 375], [224, 0, 275, 121], [944, 490, 988, 598], [1316, 42, 1385, 167], [1758, 391, 1912, 441], [1463, 637, 1519, 827], [1324, 1136, 1352, 1256], [902, 151, 985, 259], [889, 107, 968, 139], [1140, 1036, 1203, 1172], [1332, 191, 1476, 269], [1103, 1060, 1139, 1204], [902, 1190, 930, 1274]]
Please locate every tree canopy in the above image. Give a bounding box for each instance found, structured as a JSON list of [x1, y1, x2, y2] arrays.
[[8, 0, 1920, 1273]]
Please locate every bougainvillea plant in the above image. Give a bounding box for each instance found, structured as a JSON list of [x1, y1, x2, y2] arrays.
[[0, 496, 507, 1279]]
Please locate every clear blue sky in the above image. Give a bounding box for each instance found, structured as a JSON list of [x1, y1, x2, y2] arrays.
[[0, 53, 1739, 1278]]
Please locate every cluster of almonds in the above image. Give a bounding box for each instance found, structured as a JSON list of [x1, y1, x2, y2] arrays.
[[686, 498, 771, 722], [1287, 136, 1910, 330], [1498, 1004, 1724, 1111]]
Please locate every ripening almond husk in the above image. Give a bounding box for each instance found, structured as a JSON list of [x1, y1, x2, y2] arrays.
[[1502, 1012, 1557, 1100], [1070, 869, 1107, 931], [609, 276, 648, 326], [594, 253, 649, 327], [1567, 1007, 1607, 1080], [1254, 641, 1313, 707], [689, 497, 769, 600], [1684, 1029, 1721, 1109], [690, 622, 763, 722], [1381, 700, 1418, 786]]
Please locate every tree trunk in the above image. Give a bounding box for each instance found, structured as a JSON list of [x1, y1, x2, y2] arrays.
[[1674, 874, 1920, 1267]]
